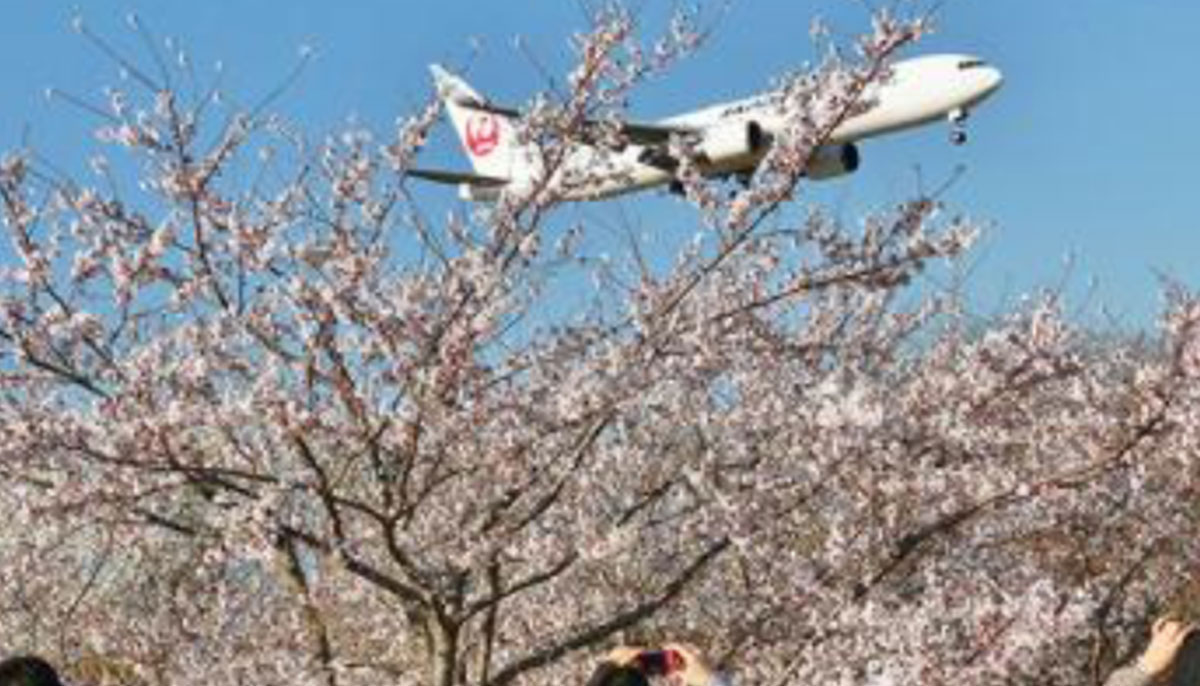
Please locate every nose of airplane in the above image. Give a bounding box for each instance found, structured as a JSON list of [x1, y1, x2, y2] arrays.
[[969, 65, 998, 101], [980, 66, 1004, 97], [958, 63, 1004, 110]]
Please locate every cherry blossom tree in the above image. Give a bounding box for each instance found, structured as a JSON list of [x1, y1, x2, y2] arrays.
[[1, 4, 1198, 686]]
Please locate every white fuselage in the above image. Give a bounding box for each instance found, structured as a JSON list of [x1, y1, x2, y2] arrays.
[[502, 54, 1003, 201]]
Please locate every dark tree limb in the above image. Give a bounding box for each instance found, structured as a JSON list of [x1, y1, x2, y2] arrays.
[[486, 537, 730, 686]]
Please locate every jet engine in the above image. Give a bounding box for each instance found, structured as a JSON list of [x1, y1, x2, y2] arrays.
[[804, 144, 860, 180], [698, 120, 767, 167]]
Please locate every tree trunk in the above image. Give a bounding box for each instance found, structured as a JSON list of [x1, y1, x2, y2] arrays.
[[427, 614, 460, 686]]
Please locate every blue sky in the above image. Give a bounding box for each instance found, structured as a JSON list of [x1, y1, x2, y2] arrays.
[[2, 1, 1198, 329]]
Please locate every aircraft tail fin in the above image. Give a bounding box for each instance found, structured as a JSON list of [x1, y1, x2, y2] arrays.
[[430, 64, 484, 106], [430, 64, 530, 181], [407, 166, 508, 202]]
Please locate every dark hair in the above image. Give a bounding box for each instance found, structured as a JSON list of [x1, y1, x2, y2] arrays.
[[1172, 632, 1200, 686], [0, 657, 63, 686], [586, 663, 650, 686]]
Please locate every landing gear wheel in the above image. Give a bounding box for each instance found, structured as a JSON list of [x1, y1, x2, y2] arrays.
[[947, 108, 970, 145]]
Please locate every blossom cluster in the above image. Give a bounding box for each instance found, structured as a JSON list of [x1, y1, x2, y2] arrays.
[[1, 5, 1197, 686]]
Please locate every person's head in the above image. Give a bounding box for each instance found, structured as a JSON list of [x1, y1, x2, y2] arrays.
[[586, 662, 651, 686], [1170, 631, 1200, 686], [0, 656, 63, 686]]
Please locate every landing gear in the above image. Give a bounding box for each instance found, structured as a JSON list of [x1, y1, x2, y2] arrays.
[[948, 107, 969, 146]]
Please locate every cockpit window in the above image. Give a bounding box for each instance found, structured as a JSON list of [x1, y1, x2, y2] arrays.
[[958, 59, 987, 70]]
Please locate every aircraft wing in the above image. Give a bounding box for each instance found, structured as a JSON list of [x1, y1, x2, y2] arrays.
[[407, 168, 509, 187], [458, 101, 698, 146]]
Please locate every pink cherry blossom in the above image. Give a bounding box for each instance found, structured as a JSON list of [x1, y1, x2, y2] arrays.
[[1, 6, 1197, 686]]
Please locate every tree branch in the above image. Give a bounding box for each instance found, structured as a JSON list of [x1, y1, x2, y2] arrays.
[[486, 537, 730, 686]]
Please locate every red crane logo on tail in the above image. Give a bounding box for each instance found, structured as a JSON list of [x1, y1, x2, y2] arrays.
[[465, 115, 501, 157]]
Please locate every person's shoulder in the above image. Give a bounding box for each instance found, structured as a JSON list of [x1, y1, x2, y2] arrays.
[[1103, 664, 1154, 686]]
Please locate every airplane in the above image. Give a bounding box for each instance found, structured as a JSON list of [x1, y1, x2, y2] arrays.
[[409, 54, 1003, 202]]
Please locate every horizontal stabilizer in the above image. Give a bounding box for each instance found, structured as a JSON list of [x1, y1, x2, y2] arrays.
[[407, 168, 509, 188], [456, 100, 522, 119]]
